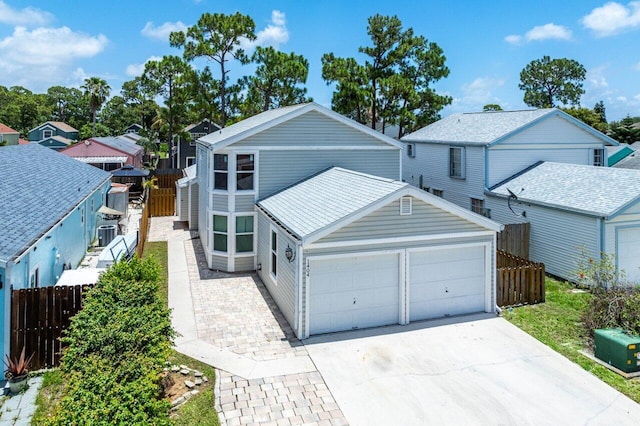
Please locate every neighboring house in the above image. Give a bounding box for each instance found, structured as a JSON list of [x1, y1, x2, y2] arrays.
[[256, 167, 501, 338], [487, 162, 640, 283], [0, 144, 111, 359], [196, 102, 402, 273], [178, 119, 221, 169], [402, 108, 618, 217], [28, 121, 79, 145], [62, 136, 143, 170], [607, 144, 635, 166], [613, 150, 640, 170], [38, 135, 74, 150], [124, 124, 143, 134], [176, 165, 198, 230], [0, 123, 19, 146]]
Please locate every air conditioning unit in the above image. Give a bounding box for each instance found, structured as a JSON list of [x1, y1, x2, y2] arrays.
[[97, 224, 117, 247]]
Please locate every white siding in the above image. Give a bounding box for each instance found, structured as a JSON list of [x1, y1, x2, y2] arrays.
[[212, 194, 228, 212], [197, 146, 209, 254], [177, 186, 188, 221], [402, 144, 485, 210], [233, 110, 392, 148], [188, 182, 199, 231], [256, 212, 298, 333], [487, 194, 599, 280], [316, 197, 485, 245], [210, 254, 227, 271], [235, 194, 255, 212], [259, 150, 400, 198], [504, 115, 608, 145], [234, 256, 255, 272]]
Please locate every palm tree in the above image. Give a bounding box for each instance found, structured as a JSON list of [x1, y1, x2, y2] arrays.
[[81, 77, 111, 137]]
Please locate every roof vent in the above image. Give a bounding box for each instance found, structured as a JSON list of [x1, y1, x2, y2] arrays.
[[400, 196, 412, 216]]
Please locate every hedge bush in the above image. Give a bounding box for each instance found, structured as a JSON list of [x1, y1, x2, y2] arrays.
[[46, 257, 174, 425]]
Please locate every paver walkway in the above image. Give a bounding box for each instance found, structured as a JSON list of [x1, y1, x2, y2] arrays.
[[151, 216, 348, 425], [0, 377, 43, 425]]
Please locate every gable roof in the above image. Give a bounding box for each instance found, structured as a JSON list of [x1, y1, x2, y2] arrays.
[[0, 144, 111, 265], [257, 167, 500, 243], [607, 144, 634, 166], [184, 119, 221, 133], [0, 123, 18, 134], [39, 135, 73, 146], [31, 121, 78, 134], [488, 162, 640, 218], [198, 102, 402, 150], [402, 108, 618, 147], [90, 136, 143, 156]]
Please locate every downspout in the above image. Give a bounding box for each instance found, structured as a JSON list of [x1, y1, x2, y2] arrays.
[[296, 240, 304, 338]]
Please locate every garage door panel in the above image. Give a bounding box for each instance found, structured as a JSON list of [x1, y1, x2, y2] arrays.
[[618, 228, 640, 283], [309, 253, 400, 335]]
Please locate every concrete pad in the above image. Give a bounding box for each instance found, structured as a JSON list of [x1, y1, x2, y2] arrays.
[[305, 314, 640, 426], [168, 238, 197, 340]]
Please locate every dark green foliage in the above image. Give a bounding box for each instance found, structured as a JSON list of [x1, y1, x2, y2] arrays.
[[519, 56, 586, 108], [561, 106, 609, 133], [48, 257, 174, 425], [610, 115, 640, 144]]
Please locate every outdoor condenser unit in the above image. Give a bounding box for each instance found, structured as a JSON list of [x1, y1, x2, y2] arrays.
[[594, 328, 640, 374]]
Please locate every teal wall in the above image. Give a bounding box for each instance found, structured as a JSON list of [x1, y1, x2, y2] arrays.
[[28, 125, 78, 142]]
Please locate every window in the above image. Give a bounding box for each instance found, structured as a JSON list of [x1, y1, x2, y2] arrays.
[[400, 196, 412, 215], [213, 215, 228, 252], [91, 198, 94, 213], [29, 267, 40, 288], [270, 229, 278, 279], [449, 146, 465, 178], [407, 143, 416, 158], [213, 154, 228, 190], [236, 154, 254, 190], [432, 189, 443, 198], [236, 216, 254, 253], [43, 129, 53, 138], [471, 198, 491, 218], [186, 156, 196, 167], [593, 148, 605, 167]]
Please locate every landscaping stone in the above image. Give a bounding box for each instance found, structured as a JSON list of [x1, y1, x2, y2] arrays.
[[194, 371, 203, 377], [180, 369, 190, 375], [203, 376, 208, 383], [179, 364, 189, 370], [185, 380, 195, 389], [195, 378, 203, 386], [171, 365, 180, 372]]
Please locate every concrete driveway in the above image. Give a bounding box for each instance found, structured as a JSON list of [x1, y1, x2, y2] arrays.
[[305, 314, 640, 426]]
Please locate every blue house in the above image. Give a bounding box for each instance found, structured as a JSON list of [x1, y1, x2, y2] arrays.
[[0, 144, 111, 359], [28, 121, 79, 149]]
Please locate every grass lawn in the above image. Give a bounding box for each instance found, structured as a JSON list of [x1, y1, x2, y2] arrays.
[[504, 277, 640, 403], [32, 242, 219, 425]]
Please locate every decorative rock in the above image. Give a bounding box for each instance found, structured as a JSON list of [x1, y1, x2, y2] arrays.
[[171, 396, 186, 407], [171, 365, 180, 372], [194, 378, 203, 386], [190, 389, 200, 396], [185, 380, 195, 389], [179, 364, 189, 370], [180, 369, 190, 375], [202, 376, 208, 383], [194, 371, 203, 377]]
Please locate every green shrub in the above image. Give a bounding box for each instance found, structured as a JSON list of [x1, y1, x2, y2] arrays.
[[47, 257, 174, 425]]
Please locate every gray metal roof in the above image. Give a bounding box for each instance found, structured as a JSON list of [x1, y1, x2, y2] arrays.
[[258, 167, 406, 239], [91, 136, 142, 156], [613, 152, 640, 170], [0, 144, 111, 263], [402, 109, 556, 145], [489, 162, 640, 217]]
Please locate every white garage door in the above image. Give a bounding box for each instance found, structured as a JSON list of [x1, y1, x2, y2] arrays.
[[309, 253, 400, 335], [617, 227, 640, 283], [409, 245, 486, 321]]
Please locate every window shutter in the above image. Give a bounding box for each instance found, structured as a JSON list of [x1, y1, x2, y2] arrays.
[[400, 196, 412, 215]]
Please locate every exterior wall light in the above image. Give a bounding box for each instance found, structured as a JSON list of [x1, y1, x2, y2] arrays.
[[285, 245, 295, 263]]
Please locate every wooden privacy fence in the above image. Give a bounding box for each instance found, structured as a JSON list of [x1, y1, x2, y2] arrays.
[[153, 170, 181, 188], [148, 187, 175, 217], [136, 201, 150, 258], [497, 250, 545, 307], [497, 223, 530, 259], [11, 284, 93, 370]]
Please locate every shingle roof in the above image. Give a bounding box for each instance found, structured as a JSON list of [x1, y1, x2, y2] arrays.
[[41, 135, 73, 145], [612, 152, 640, 170], [91, 136, 142, 156], [0, 144, 111, 263], [489, 162, 640, 217], [257, 168, 406, 239], [0, 123, 18, 134], [402, 109, 554, 145], [42, 121, 78, 133]]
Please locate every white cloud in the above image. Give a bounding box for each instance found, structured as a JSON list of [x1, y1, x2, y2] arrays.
[[141, 21, 187, 40], [505, 23, 572, 45], [587, 65, 609, 88], [582, 1, 640, 37], [0, 26, 108, 89], [125, 56, 162, 77], [617, 96, 628, 102], [241, 10, 289, 51], [0, 1, 53, 27], [460, 77, 505, 104]]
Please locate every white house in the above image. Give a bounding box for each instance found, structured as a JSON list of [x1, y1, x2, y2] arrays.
[[487, 162, 640, 283], [256, 167, 501, 338], [402, 108, 618, 217]]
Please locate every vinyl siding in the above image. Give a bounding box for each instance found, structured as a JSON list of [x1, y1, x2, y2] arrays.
[[189, 182, 199, 230], [234, 256, 255, 272], [504, 115, 608, 145], [402, 144, 485, 210], [235, 194, 256, 212], [212, 194, 228, 212], [257, 212, 297, 333], [233, 110, 393, 148], [487, 194, 598, 280], [259, 150, 400, 198], [210, 254, 227, 271], [197, 145, 209, 252], [178, 186, 189, 221], [316, 197, 486, 244]]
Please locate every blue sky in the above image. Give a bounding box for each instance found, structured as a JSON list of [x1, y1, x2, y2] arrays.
[[0, 0, 639, 121]]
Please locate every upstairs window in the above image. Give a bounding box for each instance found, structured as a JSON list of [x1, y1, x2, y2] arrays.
[[236, 154, 254, 190], [43, 129, 53, 138], [213, 154, 228, 190], [407, 143, 416, 158], [432, 189, 443, 198], [471, 198, 490, 218], [593, 148, 605, 167], [449, 146, 465, 178]]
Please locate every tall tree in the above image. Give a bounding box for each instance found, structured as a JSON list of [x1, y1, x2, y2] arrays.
[[142, 56, 191, 167], [186, 66, 220, 125], [81, 77, 111, 137], [241, 46, 310, 117], [46, 86, 88, 129], [121, 77, 158, 131], [322, 14, 450, 137], [610, 115, 640, 144], [518, 56, 586, 108], [99, 95, 140, 135], [562, 107, 609, 133], [170, 12, 256, 127], [593, 100, 607, 124], [483, 104, 503, 111]]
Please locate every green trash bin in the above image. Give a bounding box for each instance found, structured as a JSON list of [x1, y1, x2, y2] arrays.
[[594, 328, 640, 373]]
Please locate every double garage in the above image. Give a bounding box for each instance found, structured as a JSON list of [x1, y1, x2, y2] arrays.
[[307, 244, 491, 336], [256, 168, 503, 339]]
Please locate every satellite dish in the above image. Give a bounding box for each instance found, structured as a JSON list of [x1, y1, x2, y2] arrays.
[[506, 187, 526, 218], [507, 188, 518, 200]]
